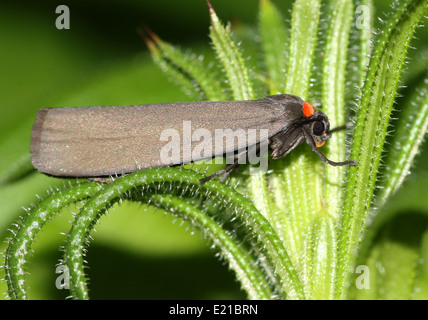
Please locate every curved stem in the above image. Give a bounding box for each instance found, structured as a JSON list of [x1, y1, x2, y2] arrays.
[[149, 193, 273, 299], [64, 167, 305, 299], [336, 0, 428, 299], [4, 181, 103, 300]]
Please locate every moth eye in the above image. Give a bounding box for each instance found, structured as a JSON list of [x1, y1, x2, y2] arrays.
[[313, 121, 325, 136]]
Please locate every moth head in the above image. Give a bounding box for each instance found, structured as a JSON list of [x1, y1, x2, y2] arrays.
[[302, 102, 331, 148]]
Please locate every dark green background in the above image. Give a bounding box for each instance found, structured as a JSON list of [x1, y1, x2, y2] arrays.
[[0, 0, 427, 299]]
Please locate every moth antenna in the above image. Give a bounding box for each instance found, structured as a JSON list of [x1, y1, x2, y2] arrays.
[[328, 122, 352, 134]]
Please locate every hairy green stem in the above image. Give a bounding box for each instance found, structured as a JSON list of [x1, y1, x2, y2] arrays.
[[64, 168, 305, 299], [337, 0, 428, 299], [148, 193, 273, 299], [5, 182, 103, 299]]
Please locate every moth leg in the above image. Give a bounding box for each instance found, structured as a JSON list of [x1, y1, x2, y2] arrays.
[[303, 129, 357, 166], [88, 177, 115, 183], [199, 150, 247, 184], [198, 160, 238, 184]]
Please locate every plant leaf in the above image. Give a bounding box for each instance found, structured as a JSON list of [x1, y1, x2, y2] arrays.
[[143, 29, 227, 101], [302, 215, 337, 299], [273, 0, 322, 268], [348, 174, 428, 299], [145, 35, 201, 99], [321, 0, 353, 217], [337, 0, 428, 299], [208, 2, 254, 100], [259, 0, 288, 94], [378, 75, 428, 205], [63, 168, 305, 299], [147, 193, 273, 299], [4, 182, 103, 299]]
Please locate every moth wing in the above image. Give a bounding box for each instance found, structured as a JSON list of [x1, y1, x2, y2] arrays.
[[31, 98, 291, 177]]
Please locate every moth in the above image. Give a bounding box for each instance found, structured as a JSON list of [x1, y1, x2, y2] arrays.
[[30, 94, 357, 183]]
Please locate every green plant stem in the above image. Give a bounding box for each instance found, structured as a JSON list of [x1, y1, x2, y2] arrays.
[[259, 0, 288, 94], [356, 0, 374, 88], [64, 168, 305, 299], [148, 193, 273, 299], [302, 215, 337, 299], [322, 0, 353, 217], [0, 154, 35, 186], [378, 76, 428, 205], [336, 0, 428, 299], [4, 181, 103, 300], [278, 0, 322, 266], [208, 2, 254, 101], [145, 31, 227, 101]]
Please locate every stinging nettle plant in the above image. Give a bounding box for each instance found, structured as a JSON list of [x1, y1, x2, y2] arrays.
[[4, 0, 428, 299]]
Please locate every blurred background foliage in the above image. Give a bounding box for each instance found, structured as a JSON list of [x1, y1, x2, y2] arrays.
[[0, 0, 427, 299]]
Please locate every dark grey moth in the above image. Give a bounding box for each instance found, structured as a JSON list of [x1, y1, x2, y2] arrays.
[[30, 94, 357, 183]]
